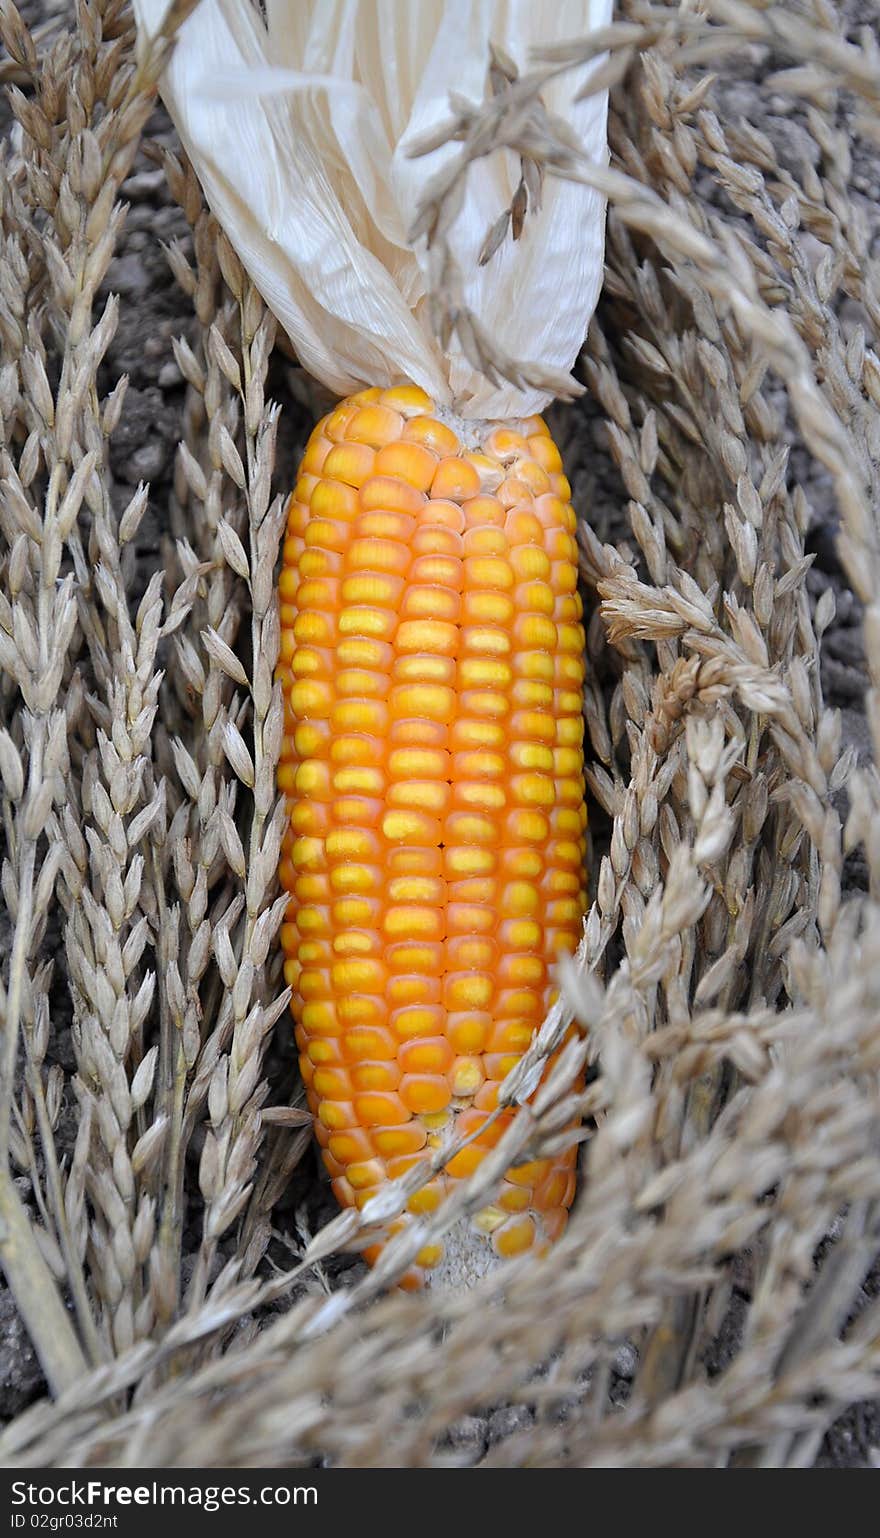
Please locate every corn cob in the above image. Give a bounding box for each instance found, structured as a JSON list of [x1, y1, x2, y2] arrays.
[[278, 384, 586, 1288]]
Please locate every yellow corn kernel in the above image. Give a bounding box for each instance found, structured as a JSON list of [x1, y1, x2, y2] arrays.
[[387, 780, 451, 815], [375, 439, 437, 490], [473, 1205, 507, 1234], [383, 905, 444, 940], [408, 1183, 445, 1217], [400, 585, 461, 623], [450, 1056, 484, 1097], [432, 456, 481, 500], [415, 1242, 444, 1269], [403, 416, 460, 456], [380, 384, 433, 416], [396, 617, 459, 656], [322, 442, 375, 487], [494, 1215, 537, 1257], [346, 404, 403, 447], [360, 474, 425, 515]]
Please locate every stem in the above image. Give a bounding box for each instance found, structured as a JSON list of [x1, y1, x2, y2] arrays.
[[154, 850, 187, 1328], [0, 857, 30, 1157], [0, 718, 96, 1384], [0, 1169, 86, 1395], [0, 732, 38, 1165], [185, 303, 268, 1314], [24, 1058, 104, 1366]]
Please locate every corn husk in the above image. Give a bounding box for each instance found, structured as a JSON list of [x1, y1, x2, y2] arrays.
[[133, 0, 611, 417]]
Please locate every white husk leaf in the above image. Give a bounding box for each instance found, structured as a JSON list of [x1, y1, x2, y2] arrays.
[[134, 0, 611, 416]]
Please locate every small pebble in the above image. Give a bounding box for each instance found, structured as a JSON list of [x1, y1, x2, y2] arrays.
[[129, 441, 168, 481], [158, 360, 183, 388], [105, 254, 148, 296], [613, 1342, 639, 1378]]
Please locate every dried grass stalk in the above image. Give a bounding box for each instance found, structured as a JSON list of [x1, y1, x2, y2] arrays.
[[1, 0, 879, 1468]]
